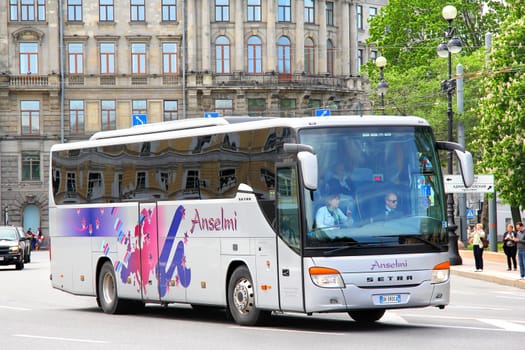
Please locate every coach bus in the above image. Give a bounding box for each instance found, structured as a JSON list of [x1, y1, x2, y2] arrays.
[[49, 116, 473, 326]]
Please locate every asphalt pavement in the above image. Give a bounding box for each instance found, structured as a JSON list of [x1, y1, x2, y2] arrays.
[[452, 248, 525, 289]]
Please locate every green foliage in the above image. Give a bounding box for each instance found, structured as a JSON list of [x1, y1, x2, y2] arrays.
[[472, 5, 525, 208]]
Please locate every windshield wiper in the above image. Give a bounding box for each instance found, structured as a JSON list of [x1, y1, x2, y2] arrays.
[[321, 240, 394, 256], [379, 234, 444, 251]]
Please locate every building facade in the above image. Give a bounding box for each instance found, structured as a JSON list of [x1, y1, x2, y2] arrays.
[[0, 0, 386, 238]]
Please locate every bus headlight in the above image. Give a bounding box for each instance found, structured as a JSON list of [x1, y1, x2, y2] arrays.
[[431, 261, 450, 284], [309, 267, 345, 288]]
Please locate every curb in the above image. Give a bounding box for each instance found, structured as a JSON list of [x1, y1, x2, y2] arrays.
[[450, 269, 525, 289]]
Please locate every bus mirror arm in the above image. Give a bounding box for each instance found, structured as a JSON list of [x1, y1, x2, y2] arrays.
[[283, 143, 315, 154], [436, 141, 474, 187]]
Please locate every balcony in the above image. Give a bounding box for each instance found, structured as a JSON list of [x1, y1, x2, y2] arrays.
[[4, 74, 60, 91]]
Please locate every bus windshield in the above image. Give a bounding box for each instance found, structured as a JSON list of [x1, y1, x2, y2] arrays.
[[299, 126, 447, 255]]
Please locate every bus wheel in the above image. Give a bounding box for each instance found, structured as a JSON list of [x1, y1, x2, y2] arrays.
[[98, 261, 126, 314], [348, 309, 385, 323], [227, 265, 268, 326]]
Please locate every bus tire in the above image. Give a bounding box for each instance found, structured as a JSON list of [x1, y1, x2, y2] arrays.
[[348, 309, 385, 323], [98, 261, 127, 314], [227, 265, 268, 326]]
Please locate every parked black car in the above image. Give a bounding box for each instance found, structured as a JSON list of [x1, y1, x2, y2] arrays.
[[0, 226, 28, 270]]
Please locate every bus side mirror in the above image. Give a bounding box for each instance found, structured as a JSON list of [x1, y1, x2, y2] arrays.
[[455, 149, 474, 187], [298, 151, 318, 191]]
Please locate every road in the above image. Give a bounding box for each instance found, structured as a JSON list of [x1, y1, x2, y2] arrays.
[[1, 251, 525, 350]]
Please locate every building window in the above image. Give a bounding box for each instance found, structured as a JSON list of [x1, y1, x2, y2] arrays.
[[21, 100, 40, 135], [304, 0, 315, 24], [163, 100, 178, 121], [369, 7, 378, 20], [22, 151, 40, 181], [101, 100, 116, 131], [69, 100, 84, 134], [280, 99, 296, 118], [136, 172, 146, 190], [358, 49, 363, 71], [327, 39, 334, 75], [248, 99, 265, 116], [67, 0, 82, 22], [277, 36, 291, 74], [215, 36, 230, 74], [132, 100, 147, 116], [247, 36, 262, 74], [130, 0, 145, 22], [100, 0, 114, 22], [100, 42, 115, 74], [68, 43, 83, 74], [326, 1, 334, 26], [185, 169, 200, 192], [162, 0, 176, 21], [162, 42, 178, 74], [357, 5, 363, 30], [19, 42, 39, 74], [370, 50, 377, 62], [215, 0, 229, 22], [247, 0, 261, 22], [215, 99, 233, 116], [304, 38, 315, 74], [278, 0, 291, 22], [131, 43, 147, 74], [67, 172, 77, 193], [10, 0, 46, 21]]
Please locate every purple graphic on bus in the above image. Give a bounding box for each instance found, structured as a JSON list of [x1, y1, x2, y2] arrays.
[[62, 204, 191, 298]]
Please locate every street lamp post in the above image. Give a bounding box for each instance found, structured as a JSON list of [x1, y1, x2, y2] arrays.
[[437, 5, 462, 265], [375, 56, 388, 115]]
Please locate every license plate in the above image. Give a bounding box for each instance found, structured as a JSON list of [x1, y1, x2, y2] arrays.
[[379, 294, 401, 304], [0, 256, 4, 261]]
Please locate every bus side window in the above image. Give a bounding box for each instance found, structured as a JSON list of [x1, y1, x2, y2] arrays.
[[276, 167, 300, 250]]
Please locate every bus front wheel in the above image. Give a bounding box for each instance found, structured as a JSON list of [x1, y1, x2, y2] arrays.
[[227, 265, 268, 326], [98, 261, 127, 314], [348, 309, 386, 323]]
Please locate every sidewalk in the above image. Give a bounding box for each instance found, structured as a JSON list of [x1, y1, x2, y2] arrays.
[[451, 249, 525, 289]]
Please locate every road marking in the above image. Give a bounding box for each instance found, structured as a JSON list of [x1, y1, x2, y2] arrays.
[[478, 318, 525, 332], [13, 334, 109, 344], [0, 305, 31, 311], [229, 326, 345, 336]]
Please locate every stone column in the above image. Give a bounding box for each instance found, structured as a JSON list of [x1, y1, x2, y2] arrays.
[[346, 0, 355, 76], [266, 0, 276, 72], [186, 0, 197, 72], [318, 0, 327, 74], [295, 0, 305, 73], [201, 0, 211, 72], [234, 0, 244, 72]]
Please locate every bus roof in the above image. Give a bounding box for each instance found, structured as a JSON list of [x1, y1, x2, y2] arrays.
[[51, 115, 431, 152]]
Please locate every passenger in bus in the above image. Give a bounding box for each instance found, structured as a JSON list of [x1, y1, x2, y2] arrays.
[[324, 163, 357, 221], [315, 193, 354, 229]]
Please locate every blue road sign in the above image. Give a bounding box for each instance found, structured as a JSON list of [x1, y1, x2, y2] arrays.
[[204, 112, 220, 118], [315, 109, 331, 117], [466, 209, 476, 219], [132, 114, 147, 126]]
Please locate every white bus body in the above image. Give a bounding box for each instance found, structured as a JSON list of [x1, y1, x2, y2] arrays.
[[49, 116, 473, 325]]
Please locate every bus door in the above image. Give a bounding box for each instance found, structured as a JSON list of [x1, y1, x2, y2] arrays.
[[138, 203, 161, 302], [276, 167, 304, 312]]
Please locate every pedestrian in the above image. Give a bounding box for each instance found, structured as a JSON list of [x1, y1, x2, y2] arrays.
[[469, 223, 486, 272], [502, 224, 518, 271], [36, 227, 44, 251], [514, 222, 525, 279], [26, 227, 36, 250]]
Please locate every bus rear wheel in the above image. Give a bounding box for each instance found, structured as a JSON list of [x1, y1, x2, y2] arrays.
[[227, 265, 268, 326], [98, 261, 127, 314], [348, 309, 386, 323]]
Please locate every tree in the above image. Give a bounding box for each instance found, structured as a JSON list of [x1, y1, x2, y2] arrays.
[[472, 2, 525, 217], [365, 0, 505, 143]]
